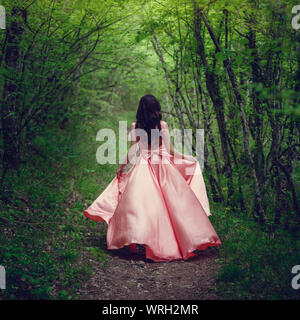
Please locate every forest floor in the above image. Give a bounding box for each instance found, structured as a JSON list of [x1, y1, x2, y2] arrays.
[[68, 109, 221, 300], [75, 224, 221, 300], [2, 108, 297, 301]]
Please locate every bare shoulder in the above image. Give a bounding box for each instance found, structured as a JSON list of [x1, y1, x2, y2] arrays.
[[130, 121, 136, 130], [160, 120, 168, 129]]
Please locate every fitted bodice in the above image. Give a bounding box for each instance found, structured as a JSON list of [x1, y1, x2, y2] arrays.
[[132, 121, 170, 158]]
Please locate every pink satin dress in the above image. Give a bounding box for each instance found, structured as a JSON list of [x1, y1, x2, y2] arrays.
[[83, 121, 221, 261]]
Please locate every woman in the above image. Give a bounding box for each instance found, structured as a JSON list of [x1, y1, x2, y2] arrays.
[[84, 94, 221, 262]]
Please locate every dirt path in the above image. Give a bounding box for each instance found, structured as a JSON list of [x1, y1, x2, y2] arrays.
[[76, 228, 221, 300]]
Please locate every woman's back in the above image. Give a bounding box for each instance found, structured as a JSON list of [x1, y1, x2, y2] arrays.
[[83, 94, 221, 262], [133, 120, 168, 152]]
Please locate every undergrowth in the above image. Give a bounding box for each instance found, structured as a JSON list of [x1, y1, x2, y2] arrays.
[[0, 106, 135, 299]]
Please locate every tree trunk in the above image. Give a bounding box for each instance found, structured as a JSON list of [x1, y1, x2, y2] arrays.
[[1, 8, 24, 178], [193, 5, 234, 206], [248, 29, 265, 186], [198, 6, 266, 223], [151, 33, 186, 133]]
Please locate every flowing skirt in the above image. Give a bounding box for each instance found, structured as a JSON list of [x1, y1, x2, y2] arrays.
[[83, 150, 221, 261]]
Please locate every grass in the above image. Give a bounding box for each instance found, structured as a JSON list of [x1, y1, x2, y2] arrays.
[[0, 105, 135, 300], [0, 102, 298, 300], [210, 203, 300, 300]]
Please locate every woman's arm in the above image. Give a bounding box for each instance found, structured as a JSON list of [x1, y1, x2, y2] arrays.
[[116, 122, 138, 178]]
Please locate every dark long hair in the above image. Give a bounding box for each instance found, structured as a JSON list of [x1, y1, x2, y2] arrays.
[[135, 94, 162, 146]]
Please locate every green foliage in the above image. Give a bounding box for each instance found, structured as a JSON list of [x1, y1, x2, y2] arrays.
[[0, 0, 299, 301], [211, 204, 300, 299], [0, 103, 135, 299]]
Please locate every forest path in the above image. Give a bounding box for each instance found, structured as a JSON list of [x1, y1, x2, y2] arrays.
[[73, 108, 221, 300], [76, 231, 221, 300]]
